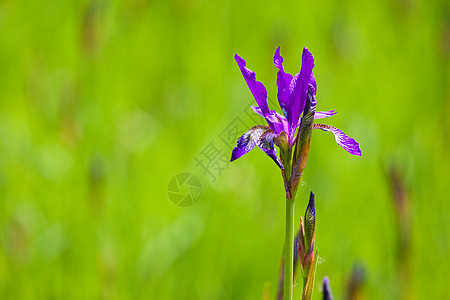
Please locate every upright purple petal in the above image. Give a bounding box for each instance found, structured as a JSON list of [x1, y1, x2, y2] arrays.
[[235, 54, 269, 114], [313, 124, 362, 156], [230, 125, 269, 161], [273, 46, 284, 70], [314, 110, 336, 119], [273, 47, 293, 118], [289, 48, 315, 128]]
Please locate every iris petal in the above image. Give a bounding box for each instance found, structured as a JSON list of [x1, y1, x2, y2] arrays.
[[230, 126, 283, 169], [235, 54, 269, 115], [251, 106, 290, 135], [314, 110, 336, 119], [230, 125, 269, 162], [295, 110, 336, 132], [274, 47, 293, 119], [289, 48, 315, 128], [313, 124, 362, 156], [250, 105, 264, 117], [258, 130, 284, 169]]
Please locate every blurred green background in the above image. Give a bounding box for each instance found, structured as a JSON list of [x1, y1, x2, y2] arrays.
[[0, 0, 448, 299]]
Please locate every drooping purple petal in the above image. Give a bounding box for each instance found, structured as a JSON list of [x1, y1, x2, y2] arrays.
[[235, 54, 269, 114], [258, 130, 283, 169], [289, 48, 315, 128], [230, 125, 269, 161], [273, 47, 293, 118], [313, 124, 362, 156], [314, 110, 336, 119]]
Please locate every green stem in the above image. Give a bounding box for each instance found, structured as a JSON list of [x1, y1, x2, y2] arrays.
[[284, 196, 295, 300]]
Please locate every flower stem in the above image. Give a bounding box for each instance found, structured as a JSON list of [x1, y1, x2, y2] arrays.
[[284, 196, 295, 300]]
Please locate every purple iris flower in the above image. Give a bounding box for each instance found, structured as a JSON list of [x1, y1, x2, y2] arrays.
[[230, 47, 361, 168]]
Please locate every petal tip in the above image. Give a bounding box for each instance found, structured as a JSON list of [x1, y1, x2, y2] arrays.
[[313, 124, 362, 156], [348, 141, 362, 156], [302, 47, 315, 66], [274, 46, 283, 69], [353, 145, 362, 156], [234, 53, 245, 65], [230, 148, 239, 162]]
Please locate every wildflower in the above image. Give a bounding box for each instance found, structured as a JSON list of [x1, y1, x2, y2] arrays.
[[230, 47, 361, 169]]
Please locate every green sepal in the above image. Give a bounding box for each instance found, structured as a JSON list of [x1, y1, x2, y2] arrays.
[[290, 89, 316, 194], [275, 131, 290, 162], [297, 216, 306, 266], [276, 131, 293, 195], [301, 249, 318, 300]]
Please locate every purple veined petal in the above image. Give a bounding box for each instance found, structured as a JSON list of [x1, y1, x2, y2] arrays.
[[274, 47, 293, 118], [230, 125, 269, 161], [251, 105, 264, 117], [265, 112, 288, 136], [275, 112, 290, 135], [258, 130, 283, 169], [235, 54, 270, 114], [289, 48, 315, 127], [313, 124, 362, 156], [275, 111, 296, 144], [251, 105, 278, 123], [251, 106, 285, 134], [267, 117, 284, 135], [251, 105, 277, 125], [314, 110, 336, 119], [264, 110, 281, 124]]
